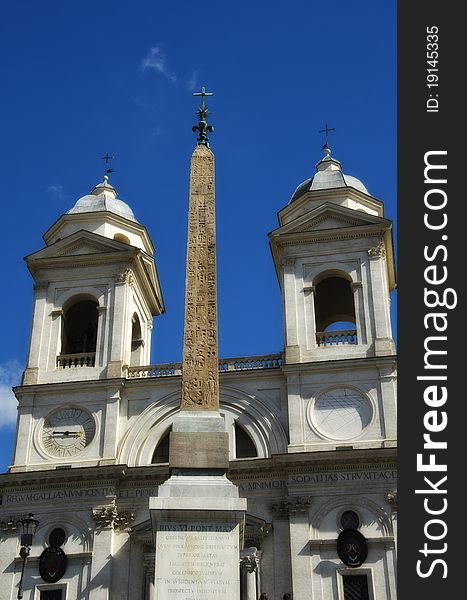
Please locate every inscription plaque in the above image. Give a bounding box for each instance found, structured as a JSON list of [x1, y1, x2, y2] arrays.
[[155, 521, 240, 599]]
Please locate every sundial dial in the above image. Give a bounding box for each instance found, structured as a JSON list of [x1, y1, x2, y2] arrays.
[[311, 388, 372, 440]]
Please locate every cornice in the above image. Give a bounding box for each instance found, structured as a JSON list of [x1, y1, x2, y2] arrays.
[[43, 211, 155, 255], [278, 187, 384, 221], [280, 354, 397, 374], [0, 464, 169, 490], [228, 447, 397, 480], [270, 222, 391, 246]]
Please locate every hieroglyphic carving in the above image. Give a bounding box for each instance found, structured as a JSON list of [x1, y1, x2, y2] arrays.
[[181, 144, 219, 411]]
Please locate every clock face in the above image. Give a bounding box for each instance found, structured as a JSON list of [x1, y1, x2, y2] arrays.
[[311, 388, 372, 440], [41, 407, 96, 458]]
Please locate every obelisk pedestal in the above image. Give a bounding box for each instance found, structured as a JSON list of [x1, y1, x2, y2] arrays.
[[150, 93, 246, 600]]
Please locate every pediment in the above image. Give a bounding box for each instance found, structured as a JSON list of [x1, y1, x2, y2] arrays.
[[271, 202, 389, 237], [26, 230, 134, 261]]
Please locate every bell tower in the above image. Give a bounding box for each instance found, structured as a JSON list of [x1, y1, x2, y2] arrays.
[[269, 147, 396, 364], [11, 172, 165, 472], [22, 174, 164, 385], [269, 146, 397, 454]]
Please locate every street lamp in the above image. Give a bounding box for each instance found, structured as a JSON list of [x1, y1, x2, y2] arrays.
[[17, 513, 39, 599]]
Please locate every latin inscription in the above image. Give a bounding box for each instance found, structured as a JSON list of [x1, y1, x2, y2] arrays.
[[155, 521, 239, 599], [4, 486, 158, 505], [289, 469, 397, 485], [235, 470, 396, 492]]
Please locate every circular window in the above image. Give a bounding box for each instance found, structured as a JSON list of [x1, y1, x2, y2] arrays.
[[340, 510, 360, 530], [49, 527, 67, 548], [311, 387, 372, 440]]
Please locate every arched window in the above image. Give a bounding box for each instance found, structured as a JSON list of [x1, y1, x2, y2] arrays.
[[314, 274, 357, 346], [235, 422, 257, 459], [130, 313, 144, 366], [61, 299, 98, 356], [151, 427, 171, 463]]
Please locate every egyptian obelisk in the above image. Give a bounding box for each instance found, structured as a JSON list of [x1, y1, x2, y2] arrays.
[[150, 88, 246, 600]]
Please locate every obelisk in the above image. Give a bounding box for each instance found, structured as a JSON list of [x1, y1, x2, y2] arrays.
[[150, 88, 246, 600]]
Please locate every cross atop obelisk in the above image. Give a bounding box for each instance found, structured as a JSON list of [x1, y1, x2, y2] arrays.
[[192, 86, 214, 146]]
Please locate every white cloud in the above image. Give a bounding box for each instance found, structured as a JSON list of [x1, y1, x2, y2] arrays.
[[187, 71, 199, 92], [140, 46, 177, 83], [0, 360, 22, 428], [46, 184, 69, 201]]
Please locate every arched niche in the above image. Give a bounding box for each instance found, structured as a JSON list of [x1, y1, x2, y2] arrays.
[[151, 426, 171, 463], [313, 270, 356, 332], [32, 512, 93, 554], [310, 496, 393, 540], [130, 313, 144, 366], [235, 422, 258, 458], [118, 386, 288, 466], [61, 297, 99, 355]]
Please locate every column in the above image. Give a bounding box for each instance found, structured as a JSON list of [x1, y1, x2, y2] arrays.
[[89, 526, 114, 600], [282, 257, 300, 362], [270, 497, 311, 599], [367, 242, 394, 354], [273, 497, 312, 600], [143, 547, 156, 600], [386, 491, 398, 552], [90, 504, 135, 599], [101, 384, 123, 464], [10, 392, 35, 469], [49, 308, 63, 370], [107, 272, 130, 377], [351, 281, 366, 344], [240, 548, 260, 600], [23, 282, 48, 383], [96, 305, 108, 367], [379, 366, 397, 440], [286, 374, 303, 449], [302, 285, 317, 349]]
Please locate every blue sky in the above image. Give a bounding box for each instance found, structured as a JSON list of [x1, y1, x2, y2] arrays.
[[0, 1, 396, 472]]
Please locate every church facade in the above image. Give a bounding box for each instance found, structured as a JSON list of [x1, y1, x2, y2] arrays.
[[0, 143, 397, 600]]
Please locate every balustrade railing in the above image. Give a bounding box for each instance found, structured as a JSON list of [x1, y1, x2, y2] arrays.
[[316, 330, 358, 347], [127, 363, 181, 378], [218, 354, 282, 372], [126, 354, 282, 379], [57, 352, 96, 368]]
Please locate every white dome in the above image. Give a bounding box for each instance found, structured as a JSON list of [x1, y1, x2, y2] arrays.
[[289, 152, 369, 204], [67, 178, 137, 222]]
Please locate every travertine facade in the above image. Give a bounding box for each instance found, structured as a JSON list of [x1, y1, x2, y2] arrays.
[[0, 146, 397, 600]]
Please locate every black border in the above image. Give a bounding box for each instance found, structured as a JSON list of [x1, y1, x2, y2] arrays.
[[398, 3, 463, 597]]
